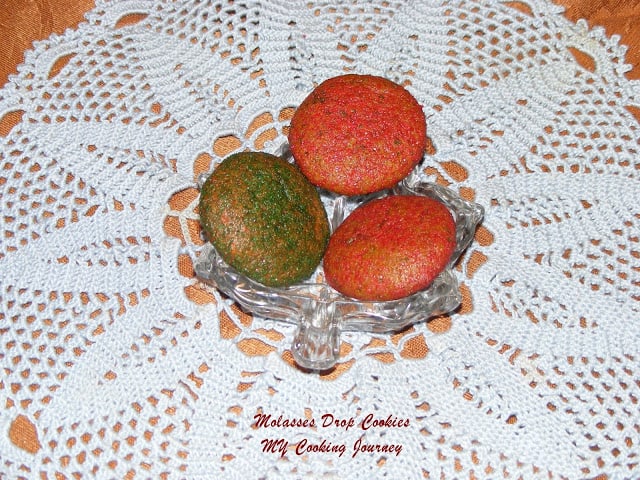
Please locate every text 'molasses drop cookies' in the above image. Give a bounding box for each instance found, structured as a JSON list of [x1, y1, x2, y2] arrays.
[[288, 74, 427, 196], [198, 151, 330, 287]]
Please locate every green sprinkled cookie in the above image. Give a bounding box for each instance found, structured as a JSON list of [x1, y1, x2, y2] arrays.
[[199, 151, 330, 287]]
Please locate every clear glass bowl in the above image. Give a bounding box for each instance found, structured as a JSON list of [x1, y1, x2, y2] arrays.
[[195, 148, 484, 371]]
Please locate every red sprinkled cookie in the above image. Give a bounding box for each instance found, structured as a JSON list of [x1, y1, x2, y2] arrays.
[[288, 74, 427, 195], [323, 195, 456, 301]]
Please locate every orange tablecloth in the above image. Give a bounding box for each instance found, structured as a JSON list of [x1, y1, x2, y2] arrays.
[[2, 1, 640, 86], [1, 1, 638, 478], [2, 0, 640, 142]]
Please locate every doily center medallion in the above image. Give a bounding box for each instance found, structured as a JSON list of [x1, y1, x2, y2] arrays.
[[163, 106, 490, 377]]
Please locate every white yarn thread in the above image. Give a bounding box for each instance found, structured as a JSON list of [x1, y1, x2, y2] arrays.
[[1, 0, 638, 478]]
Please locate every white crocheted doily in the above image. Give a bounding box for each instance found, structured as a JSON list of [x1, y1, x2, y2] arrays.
[[1, 0, 639, 478]]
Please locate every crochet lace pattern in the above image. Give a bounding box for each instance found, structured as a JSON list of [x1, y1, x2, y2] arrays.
[[1, 0, 638, 478]]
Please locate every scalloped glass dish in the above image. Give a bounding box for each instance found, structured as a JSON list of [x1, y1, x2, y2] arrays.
[[195, 150, 484, 371]]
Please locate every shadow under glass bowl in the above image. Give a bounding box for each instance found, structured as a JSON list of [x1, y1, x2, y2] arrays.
[[194, 149, 484, 371]]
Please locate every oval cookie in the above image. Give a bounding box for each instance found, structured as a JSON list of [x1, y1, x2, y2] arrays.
[[323, 195, 456, 301], [288, 74, 427, 195], [199, 151, 330, 287]]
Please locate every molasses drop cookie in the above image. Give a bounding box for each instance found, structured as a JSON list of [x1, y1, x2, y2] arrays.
[[199, 151, 330, 287], [288, 74, 427, 195], [323, 195, 456, 301]]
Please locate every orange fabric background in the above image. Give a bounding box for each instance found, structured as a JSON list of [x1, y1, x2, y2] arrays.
[[0, 1, 638, 475], [1, 0, 640, 86]]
